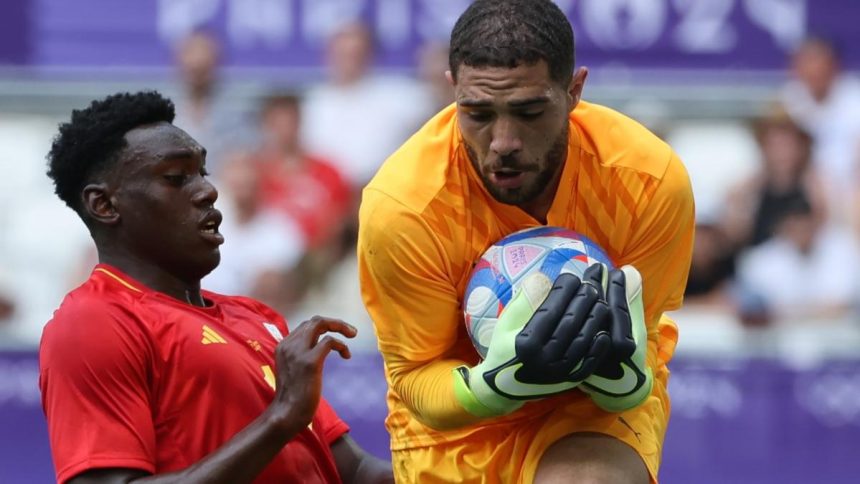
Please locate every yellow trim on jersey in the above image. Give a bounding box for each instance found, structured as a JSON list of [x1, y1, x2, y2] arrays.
[[95, 267, 143, 293], [201, 325, 227, 345], [261, 364, 276, 390]]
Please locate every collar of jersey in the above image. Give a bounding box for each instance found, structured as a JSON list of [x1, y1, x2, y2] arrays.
[[92, 264, 222, 315], [93, 264, 146, 293]]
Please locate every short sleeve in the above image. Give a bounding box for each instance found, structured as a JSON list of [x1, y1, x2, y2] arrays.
[[312, 398, 350, 445], [39, 301, 156, 483]]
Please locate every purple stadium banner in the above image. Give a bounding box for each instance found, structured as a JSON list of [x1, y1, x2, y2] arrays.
[[1, 0, 859, 73], [3, 350, 860, 483]]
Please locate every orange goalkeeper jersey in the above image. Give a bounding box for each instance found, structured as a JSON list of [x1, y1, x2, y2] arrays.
[[358, 101, 694, 451]]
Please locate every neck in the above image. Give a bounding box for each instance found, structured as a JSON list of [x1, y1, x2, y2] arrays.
[[334, 72, 364, 88], [277, 141, 301, 158], [188, 84, 213, 105], [98, 250, 207, 307]]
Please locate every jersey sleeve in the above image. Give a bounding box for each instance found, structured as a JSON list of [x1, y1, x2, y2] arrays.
[[313, 398, 350, 445], [358, 189, 474, 428], [39, 301, 156, 483], [622, 152, 695, 363]]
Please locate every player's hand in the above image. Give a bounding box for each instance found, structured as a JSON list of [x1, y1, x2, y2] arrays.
[[453, 264, 612, 418], [271, 316, 356, 430], [580, 266, 653, 412]]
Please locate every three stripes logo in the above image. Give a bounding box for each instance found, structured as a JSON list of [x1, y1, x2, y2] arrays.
[[201, 325, 227, 345]]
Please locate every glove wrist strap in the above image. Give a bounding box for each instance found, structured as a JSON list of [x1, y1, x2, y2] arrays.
[[453, 366, 522, 418]]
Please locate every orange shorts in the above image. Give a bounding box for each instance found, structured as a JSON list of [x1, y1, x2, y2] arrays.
[[391, 364, 671, 484]]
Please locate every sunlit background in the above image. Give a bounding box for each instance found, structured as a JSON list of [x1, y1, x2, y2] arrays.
[[1, 1, 859, 482]]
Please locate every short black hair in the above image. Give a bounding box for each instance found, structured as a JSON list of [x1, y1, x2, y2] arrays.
[[449, 0, 574, 85], [47, 91, 175, 214]]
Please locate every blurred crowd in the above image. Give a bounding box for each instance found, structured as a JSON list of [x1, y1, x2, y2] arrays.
[[152, 23, 450, 349], [683, 37, 860, 328], [0, 25, 859, 350]]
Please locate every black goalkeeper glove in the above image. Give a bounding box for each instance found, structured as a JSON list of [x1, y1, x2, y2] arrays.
[[580, 265, 653, 412]]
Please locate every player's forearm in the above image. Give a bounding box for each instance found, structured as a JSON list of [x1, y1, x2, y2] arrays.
[[349, 455, 395, 484], [131, 406, 302, 484], [393, 358, 485, 430]]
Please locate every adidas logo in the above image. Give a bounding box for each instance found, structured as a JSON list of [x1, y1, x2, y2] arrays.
[[201, 325, 227, 345]]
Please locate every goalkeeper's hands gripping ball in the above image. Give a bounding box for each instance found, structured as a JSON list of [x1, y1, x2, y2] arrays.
[[580, 265, 653, 412], [453, 264, 613, 418]]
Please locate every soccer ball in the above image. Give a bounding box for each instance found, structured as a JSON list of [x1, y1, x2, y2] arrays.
[[463, 226, 614, 359]]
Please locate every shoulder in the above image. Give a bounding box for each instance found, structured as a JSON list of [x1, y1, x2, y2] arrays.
[[43, 280, 143, 340], [573, 101, 675, 179], [358, 188, 440, 259], [574, 102, 692, 213], [835, 76, 860, 100], [306, 155, 347, 183], [363, 104, 462, 215], [40, 282, 152, 371]]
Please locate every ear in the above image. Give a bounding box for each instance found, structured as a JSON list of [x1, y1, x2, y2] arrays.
[[445, 70, 455, 87], [82, 183, 120, 226], [567, 66, 589, 112]]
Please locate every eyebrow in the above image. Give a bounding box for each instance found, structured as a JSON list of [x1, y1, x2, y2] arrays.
[[160, 147, 207, 161], [458, 96, 551, 108]]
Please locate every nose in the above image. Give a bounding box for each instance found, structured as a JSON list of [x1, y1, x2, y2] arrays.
[[192, 178, 218, 206], [489, 117, 522, 156]]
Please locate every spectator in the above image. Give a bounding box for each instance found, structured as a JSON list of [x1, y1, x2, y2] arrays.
[[736, 196, 860, 324], [172, 30, 251, 175], [302, 21, 434, 191], [254, 93, 350, 251], [203, 152, 306, 314], [683, 222, 737, 310], [294, 22, 436, 349], [0, 115, 95, 346], [779, 36, 860, 228], [721, 107, 827, 249], [415, 40, 455, 113], [249, 93, 355, 297]]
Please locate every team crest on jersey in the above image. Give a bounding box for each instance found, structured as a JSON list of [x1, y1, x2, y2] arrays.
[[263, 322, 284, 342]]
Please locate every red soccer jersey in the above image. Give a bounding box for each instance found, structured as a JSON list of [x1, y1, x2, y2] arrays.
[[256, 154, 351, 248], [39, 264, 348, 484]]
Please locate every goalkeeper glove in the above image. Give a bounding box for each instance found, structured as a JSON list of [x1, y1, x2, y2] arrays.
[[580, 265, 653, 412], [453, 265, 612, 418]]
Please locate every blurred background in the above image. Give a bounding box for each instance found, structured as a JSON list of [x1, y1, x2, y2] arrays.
[[1, 1, 859, 482]]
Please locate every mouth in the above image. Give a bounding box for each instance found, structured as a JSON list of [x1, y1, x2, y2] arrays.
[[199, 210, 225, 245], [489, 169, 526, 189]]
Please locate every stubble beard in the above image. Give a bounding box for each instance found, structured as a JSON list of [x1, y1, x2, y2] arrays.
[[467, 124, 569, 206]]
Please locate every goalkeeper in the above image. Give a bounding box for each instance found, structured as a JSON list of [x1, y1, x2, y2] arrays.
[[357, 0, 694, 482]]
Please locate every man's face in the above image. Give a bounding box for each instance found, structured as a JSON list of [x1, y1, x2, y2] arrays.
[[327, 23, 373, 85], [178, 34, 219, 92], [792, 42, 837, 101], [110, 122, 223, 281], [452, 61, 579, 207], [262, 104, 300, 149]]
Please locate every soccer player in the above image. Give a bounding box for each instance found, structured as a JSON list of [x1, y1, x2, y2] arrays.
[[39, 91, 393, 484], [357, 1, 694, 482]]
